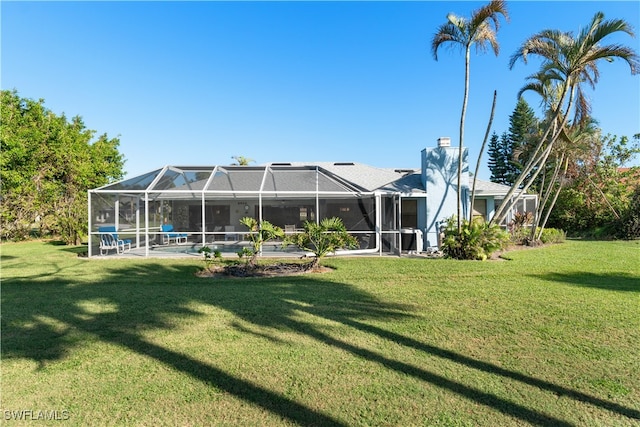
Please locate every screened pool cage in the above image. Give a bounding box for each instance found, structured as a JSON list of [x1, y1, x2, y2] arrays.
[[88, 164, 415, 257]]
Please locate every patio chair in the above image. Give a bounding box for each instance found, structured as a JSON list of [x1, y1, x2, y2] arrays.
[[224, 225, 236, 241], [98, 226, 132, 255], [208, 225, 223, 242], [285, 224, 297, 234], [161, 224, 188, 245]]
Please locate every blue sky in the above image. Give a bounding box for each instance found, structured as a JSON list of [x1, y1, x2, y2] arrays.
[[3, 1, 639, 181]]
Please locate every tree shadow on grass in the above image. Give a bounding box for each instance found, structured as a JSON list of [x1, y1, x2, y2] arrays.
[[2, 262, 403, 426], [531, 272, 640, 292], [339, 319, 640, 421], [3, 251, 638, 425], [45, 240, 88, 256]]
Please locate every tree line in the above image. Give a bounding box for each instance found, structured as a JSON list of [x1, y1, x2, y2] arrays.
[[1, 89, 125, 244]]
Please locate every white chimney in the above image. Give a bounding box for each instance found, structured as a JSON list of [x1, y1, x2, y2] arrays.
[[437, 137, 451, 147]]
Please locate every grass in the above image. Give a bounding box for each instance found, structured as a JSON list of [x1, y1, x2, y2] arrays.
[[1, 239, 639, 426]]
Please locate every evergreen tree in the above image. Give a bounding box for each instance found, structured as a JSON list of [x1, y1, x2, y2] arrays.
[[488, 132, 508, 184], [488, 99, 538, 186], [506, 98, 538, 184]]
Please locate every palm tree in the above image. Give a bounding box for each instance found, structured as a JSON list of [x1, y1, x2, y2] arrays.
[[431, 0, 509, 231], [284, 217, 357, 269], [491, 12, 639, 228], [469, 90, 497, 223], [531, 119, 600, 241], [239, 217, 283, 267], [231, 155, 254, 166]]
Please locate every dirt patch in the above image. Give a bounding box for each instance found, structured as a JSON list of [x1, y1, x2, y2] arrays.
[[196, 261, 333, 278]]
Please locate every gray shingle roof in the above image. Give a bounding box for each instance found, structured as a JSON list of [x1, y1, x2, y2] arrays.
[[290, 162, 417, 192], [377, 172, 425, 194], [472, 179, 514, 196]]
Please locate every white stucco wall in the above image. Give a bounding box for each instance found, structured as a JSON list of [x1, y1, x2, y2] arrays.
[[421, 145, 469, 248]]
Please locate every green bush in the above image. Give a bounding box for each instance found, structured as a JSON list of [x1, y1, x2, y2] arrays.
[[617, 185, 640, 240], [441, 217, 510, 261], [509, 211, 534, 245], [538, 227, 566, 244], [198, 246, 222, 269], [237, 247, 254, 262], [284, 217, 357, 267]]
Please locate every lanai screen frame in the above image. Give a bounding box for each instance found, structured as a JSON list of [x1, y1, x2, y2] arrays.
[[88, 164, 385, 257]]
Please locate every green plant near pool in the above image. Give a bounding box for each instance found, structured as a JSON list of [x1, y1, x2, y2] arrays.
[[197, 245, 222, 268]]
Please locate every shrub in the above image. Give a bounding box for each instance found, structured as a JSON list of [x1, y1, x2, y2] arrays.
[[537, 228, 566, 244], [617, 185, 640, 240], [284, 217, 358, 267], [236, 247, 254, 263], [198, 246, 222, 269], [441, 216, 510, 261], [509, 211, 534, 245]]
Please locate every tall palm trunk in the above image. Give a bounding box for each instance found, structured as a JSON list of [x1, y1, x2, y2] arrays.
[[530, 152, 565, 241], [457, 45, 471, 232], [469, 90, 497, 223], [490, 83, 575, 225], [535, 174, 566, 241]]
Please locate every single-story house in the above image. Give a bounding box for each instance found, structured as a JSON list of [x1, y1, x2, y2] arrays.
[[88, 138, 536, 257]]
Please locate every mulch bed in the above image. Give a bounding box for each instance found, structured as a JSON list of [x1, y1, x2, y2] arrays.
[[196, 261, 332, 278]]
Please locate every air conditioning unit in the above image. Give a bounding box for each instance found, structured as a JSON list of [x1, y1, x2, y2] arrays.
[[400, 228, 423, 253]]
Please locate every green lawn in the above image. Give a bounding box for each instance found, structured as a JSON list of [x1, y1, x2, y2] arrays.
[[2, 240, 639, 426]]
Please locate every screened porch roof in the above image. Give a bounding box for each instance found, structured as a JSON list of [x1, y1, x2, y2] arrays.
[[92, 164, 384, 198]]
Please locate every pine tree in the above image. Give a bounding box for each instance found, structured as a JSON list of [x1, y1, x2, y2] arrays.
[[506, 98, 538, 185], [488, 132, 505, 183]]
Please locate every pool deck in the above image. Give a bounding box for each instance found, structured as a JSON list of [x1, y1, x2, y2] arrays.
[[91, 241, 315, 259], [90, 240, 440, 259]]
